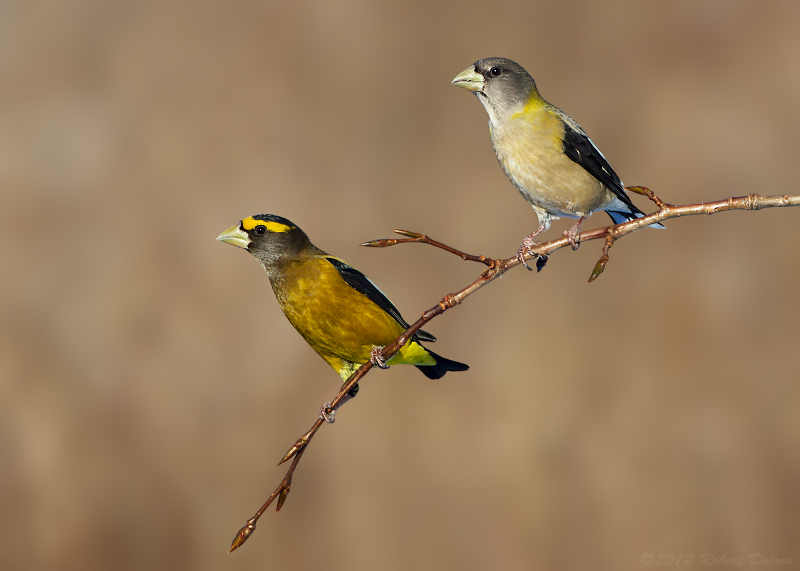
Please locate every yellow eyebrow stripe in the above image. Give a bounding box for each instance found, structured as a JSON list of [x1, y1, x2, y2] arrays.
[[241, 217, 292, 233]]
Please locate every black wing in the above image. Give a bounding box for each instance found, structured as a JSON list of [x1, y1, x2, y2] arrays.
[[560, 118, 645, 217], [325, 257, 436, 343]]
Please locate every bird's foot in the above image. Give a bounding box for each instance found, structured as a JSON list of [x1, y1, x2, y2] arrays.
[[318, 383, 358, 423], [516, 245, 535, 270], [563, 217, 587, 251], [319, 402, 336, 423], [370, 347, 389, 369], [516, 227, 545, 270], [564, 230, 580, 250]]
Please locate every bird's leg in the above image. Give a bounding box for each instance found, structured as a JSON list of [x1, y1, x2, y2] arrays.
[[563, 216, 587, 251], [370, 346, 389, 369], [516, 226, 545, 270]]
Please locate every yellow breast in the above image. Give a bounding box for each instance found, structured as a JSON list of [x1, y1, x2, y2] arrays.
[[269, 257, 434, 378], [491, 99, 612, 217]]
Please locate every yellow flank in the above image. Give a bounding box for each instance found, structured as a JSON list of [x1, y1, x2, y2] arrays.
[[390, 340, 436, 367], [321, 355, 359, 381], [269, 256, 436, 380], [241, 217, 293, 233]]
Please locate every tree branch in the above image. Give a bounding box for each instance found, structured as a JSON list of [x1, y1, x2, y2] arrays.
[[228, 191, 800, 552]]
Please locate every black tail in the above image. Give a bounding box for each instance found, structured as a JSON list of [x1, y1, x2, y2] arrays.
[[415, 349, 469, 379]]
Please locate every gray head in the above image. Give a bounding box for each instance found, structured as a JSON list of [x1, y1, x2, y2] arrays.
[[452, 57, 539, 124], [216, 214, 318, 270]]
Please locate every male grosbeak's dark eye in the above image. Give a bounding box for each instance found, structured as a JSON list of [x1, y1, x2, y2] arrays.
[[255, 226, 266, 235], [489, 67, 502, 76]]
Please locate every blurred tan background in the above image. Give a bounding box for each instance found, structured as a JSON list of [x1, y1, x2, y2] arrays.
[[2, 0, 799, 569]]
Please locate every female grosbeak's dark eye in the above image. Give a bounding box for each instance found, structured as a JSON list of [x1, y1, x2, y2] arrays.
[[489, 67, 501, 77], [255, 226, 266, 235]]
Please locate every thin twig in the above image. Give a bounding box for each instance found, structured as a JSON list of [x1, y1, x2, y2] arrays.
[[228, 446, 306, 553], [589, 230, 617, 283], [363, 229, 497, 267], [228, 192, 800, 552]]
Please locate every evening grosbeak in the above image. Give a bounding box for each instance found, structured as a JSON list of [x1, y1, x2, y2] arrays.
[[217, 215, 468, 416], [452, 57, 663, 268]]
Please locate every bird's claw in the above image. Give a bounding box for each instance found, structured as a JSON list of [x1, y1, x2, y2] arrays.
[[319, 402, 336, 423], [370, 347, 389, 369], [564, 217, 586, 251], [516, 236, 541, 271], [517, 250, 533, 270], [564, 228, 580, 250]]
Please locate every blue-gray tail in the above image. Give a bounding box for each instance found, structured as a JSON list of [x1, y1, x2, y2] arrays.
[[606, 209, 665, 229]]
